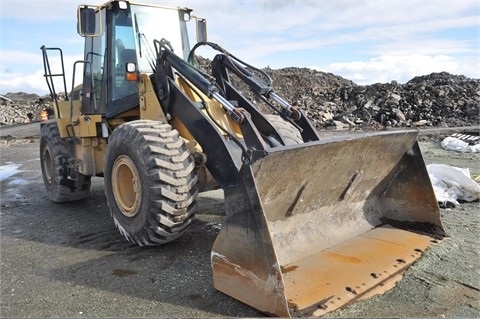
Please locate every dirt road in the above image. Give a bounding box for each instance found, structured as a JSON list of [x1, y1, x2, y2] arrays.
[[1, 123, 479, 317]]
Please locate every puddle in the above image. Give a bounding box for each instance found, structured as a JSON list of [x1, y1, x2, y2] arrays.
[[112, 268, 138, 278], [8, 179, 28, 186]]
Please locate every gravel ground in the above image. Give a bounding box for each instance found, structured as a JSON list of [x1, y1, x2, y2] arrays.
[[0, 123, 479, 317]]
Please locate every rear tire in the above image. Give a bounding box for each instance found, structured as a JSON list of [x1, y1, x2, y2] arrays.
[[40, 121, 91, 202], [266, 114, 303, 145], [104, 120, 198, 246]]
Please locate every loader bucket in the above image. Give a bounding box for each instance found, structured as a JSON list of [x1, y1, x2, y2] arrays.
[[211, 130, 445, 317]]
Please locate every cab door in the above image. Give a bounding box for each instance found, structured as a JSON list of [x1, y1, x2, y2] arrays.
[[106, 1, 139, 118]]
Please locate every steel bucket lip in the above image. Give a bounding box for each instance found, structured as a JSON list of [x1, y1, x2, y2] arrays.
[[281, 225, 445, 316], [250, 129, 420, 160]]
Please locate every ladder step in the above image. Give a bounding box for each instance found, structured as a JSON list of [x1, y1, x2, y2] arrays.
[[450, 133, 480, 145]]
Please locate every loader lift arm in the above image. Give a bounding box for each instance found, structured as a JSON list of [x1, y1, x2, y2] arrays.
[[151, 39, 285, 187], [189, 41, 320, 142]]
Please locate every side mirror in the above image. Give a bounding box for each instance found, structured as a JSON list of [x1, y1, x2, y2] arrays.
[[196, 18, 207, 43], [77, 5, 101, 37]]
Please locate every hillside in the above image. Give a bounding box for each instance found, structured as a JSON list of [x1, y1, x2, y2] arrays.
[[1, 68, 478, 130]]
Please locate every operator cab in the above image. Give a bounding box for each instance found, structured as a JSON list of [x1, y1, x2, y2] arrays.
[[78, 0, 195, 118]]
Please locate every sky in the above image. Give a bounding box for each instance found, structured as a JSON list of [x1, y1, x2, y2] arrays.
[[0, 0, 478, 95]]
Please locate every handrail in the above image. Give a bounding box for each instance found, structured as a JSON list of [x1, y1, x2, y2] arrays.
[[40, 45, 69, 117]]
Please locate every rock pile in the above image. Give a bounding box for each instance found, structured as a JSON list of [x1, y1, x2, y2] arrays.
[[230, 68, 479, 131], [1, 93, 48, 125], [1, 66, 478, 131]]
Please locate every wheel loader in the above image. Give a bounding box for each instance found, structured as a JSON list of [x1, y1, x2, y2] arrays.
[[39, 0, 446, 316]]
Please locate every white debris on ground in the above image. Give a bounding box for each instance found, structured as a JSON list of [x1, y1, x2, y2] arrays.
[[427, 164, 480, 208], [441, 136, 480, 153]]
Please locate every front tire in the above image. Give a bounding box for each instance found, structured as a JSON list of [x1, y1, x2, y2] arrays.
[[39, 121, 91, 202], [266, 114, 303, 145], [104, 120, 198, 246]]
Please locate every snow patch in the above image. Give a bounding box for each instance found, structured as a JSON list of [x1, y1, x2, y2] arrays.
[[0, 163, 22, 181]]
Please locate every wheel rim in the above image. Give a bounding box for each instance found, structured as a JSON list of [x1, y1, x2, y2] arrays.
[[42, 146, 53, 184], [111, 155, 141, 218]]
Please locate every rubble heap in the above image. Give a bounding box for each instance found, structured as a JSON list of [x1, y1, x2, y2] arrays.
[[238, 68, 479, 130], [1, 66, 478, 130], [1, 93, 45, 125]]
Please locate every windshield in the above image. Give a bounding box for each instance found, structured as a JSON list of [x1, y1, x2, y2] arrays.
[[130, 4, 189, 73]]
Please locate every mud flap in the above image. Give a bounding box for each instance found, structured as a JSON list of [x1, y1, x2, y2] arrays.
[[211, 130, 446, 317]]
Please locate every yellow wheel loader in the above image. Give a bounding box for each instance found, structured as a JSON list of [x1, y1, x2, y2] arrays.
[[40, 0, 446, 316]]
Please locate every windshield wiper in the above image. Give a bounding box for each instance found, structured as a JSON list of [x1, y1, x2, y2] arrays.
[[134, 13, 156, 72]]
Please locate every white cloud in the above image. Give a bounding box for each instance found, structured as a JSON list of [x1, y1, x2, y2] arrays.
[[317, 54, 476, 85], [315, 1, 476, 30], [0, 69, 47, 94], [1, 52, 84, 95], [372, 38, 476, 56], [180, 0, 479, 73], [0, 0, 79, 22], [1, 0, 477, 94], [1, 50, 43, 66]]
